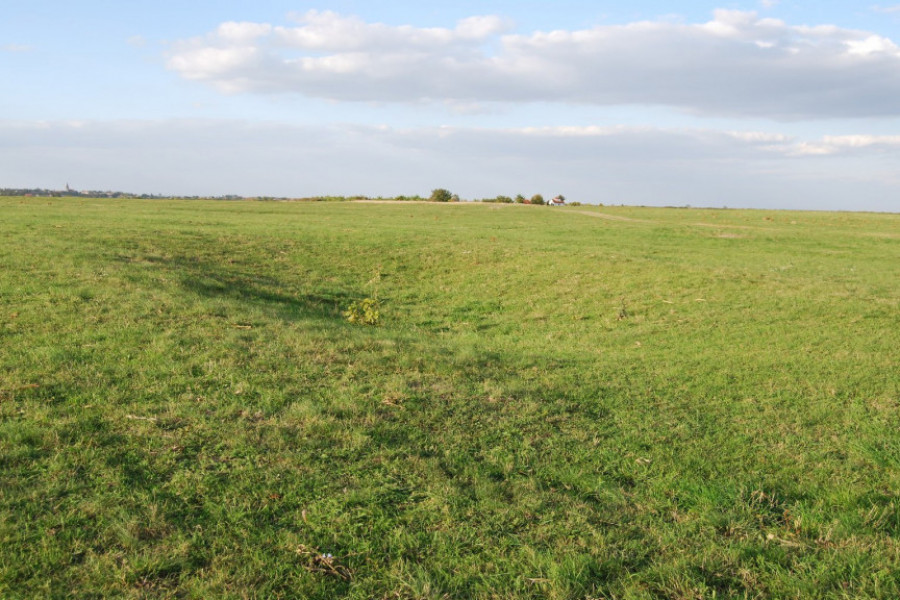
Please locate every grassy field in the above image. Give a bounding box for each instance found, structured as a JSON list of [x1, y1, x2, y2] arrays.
[[1, 197, 899, 599]]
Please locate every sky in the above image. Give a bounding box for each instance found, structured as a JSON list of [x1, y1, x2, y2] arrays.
[[3, 1, 900, 211]]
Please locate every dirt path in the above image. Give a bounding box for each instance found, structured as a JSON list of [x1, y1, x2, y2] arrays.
[[570, 209, 777, 231], [567, 209, 649, 223], [352, 200, 780, 232]]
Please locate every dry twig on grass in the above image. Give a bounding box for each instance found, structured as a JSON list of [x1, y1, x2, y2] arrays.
[[295, 544, 353, 581]]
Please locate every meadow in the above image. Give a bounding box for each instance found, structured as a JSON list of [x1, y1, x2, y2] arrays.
[[1, 197, 899, 599]]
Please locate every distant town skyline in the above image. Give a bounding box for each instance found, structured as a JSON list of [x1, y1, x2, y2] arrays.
[[3, 1, 900, 212]]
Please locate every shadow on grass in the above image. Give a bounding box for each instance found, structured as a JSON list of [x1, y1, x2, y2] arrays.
[[182, 274, 352, 323], [122, 248, 359, 324]]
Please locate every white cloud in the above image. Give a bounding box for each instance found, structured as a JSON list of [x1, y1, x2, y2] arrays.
[[788, 134, 900, 155], [216, 21, 273, 43], [274, 10, 511, 50], [2, 43, 33, 52], [845, 34, 900, 56], [456, 15, 512, 39], [166, 10, 900, 120]]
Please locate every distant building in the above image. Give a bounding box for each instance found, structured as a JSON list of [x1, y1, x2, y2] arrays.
[[550, 195, 566, 206]]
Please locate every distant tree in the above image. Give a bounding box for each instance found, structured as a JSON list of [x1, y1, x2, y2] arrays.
[[556, 194, 566, 202], [515, 194, 527, 204], [430, 188, 453, 202], [530, 194, 545, 205], [450, 194, 460, 202], [495, 195, 513, 203]]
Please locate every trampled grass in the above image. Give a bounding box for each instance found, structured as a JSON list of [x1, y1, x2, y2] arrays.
[[1, 197, 899, 598]]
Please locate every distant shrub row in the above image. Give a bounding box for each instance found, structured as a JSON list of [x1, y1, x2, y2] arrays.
[[478, 193, 546, 205], [430, 190, 576, 205], [7, 189, 581, 204], [236, 191, 581, 204]]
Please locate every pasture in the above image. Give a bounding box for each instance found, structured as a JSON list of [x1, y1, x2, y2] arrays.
[[1, 197, 899, 598]]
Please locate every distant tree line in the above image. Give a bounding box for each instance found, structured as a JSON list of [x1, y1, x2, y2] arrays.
[[428, 189, 576, 205], [1, 187, 577, 205], [0, 187, 137, 198], [0, 187, 233, 200]]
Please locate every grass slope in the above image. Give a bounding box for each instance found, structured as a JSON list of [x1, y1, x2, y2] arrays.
[[1, 197, 899, 599]]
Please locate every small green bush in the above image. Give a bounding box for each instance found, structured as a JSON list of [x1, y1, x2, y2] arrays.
[[343, 297, 381, 326], [429, 188, 452, 203]]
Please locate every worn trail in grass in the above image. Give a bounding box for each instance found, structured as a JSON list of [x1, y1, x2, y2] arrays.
[[1, 198, 899, 599]]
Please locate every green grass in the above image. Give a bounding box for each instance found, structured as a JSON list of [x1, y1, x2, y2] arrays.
[[1, 197, 899, 599]]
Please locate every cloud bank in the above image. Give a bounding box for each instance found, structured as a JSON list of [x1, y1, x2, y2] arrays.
[[167, 9, 900, 119], [4, 120, 900, 211]]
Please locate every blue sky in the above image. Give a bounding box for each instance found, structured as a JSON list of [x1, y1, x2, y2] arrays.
[[3, 1, 900, 211]]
